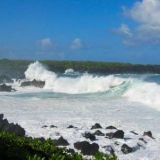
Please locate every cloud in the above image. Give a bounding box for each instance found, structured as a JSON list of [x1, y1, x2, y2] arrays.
[[118, 0, 160, 45], [37, 38, 54, 49], [116, 24, 133, 37], [70, 38, 85, 49]]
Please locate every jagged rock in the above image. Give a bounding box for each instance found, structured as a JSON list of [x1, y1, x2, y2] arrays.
[[74, 141, 99, 155], [106, 126, 117, 130], [0, 114, 25, 136], [91, 123, 102, 129], [0, 84, 15, 92], [106, 130, 124, 139], [50, 125, 57, 128], [121, 144, 133, 154], [53, 136, 69, 146], [21, 79, 45, 88], [83, 132, 96, 141], [93, 130, 105, 136], [143, 131, 154, 139]]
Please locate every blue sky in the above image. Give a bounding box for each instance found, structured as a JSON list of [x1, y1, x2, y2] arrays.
[[0, 0, 160, 64]]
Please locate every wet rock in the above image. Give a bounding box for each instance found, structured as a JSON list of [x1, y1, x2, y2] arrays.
[[139, 137, 147, 144], [130, 131, 138, 135], [143, 131, 154, 139], [0, 84, 15, 92], [74, 141, 99, 155], [106, 130, 124, 139], [93, 130, 105, 136], [91, 123, 102, 129], [0, 114, 25, 136], [67, 125, 77, 129], [83, 132, 96, 141], [50, 125, 57, 128], [106, 126, 117, 130], [21, 79, 45, 88], [42, 125, 48, 128], [53, 136, 69, 146], [121, 144, 133, 154]]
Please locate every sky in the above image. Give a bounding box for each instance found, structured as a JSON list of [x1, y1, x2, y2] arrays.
[[0, 0, 160, 64]]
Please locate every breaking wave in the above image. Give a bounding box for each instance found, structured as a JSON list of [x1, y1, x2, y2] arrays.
[[24, 61, 160, 109]]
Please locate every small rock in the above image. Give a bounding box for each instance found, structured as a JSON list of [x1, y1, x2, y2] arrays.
[[21, 79, 45, 88], [67, 125, 77, 129], [83, 132, 96, 141], [91, 123, 102, 129], [42, 125, 47, 128], [143, 131, 154, 139], [50, 125, 57, 128], [93, 130, 105, 136], [139, 138, 147, 144], [74, 141, 99, 155], [106, 130, 124, 139], [106, 126, 117, 130], [121, 144, 133, 154], [54, 136, 69, 146], [130, 131, 138, 135]]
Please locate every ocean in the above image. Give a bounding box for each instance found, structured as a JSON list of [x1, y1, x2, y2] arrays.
[[0, 61, 160, 159]]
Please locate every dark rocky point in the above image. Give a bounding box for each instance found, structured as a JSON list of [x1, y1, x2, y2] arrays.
[[0, 84, 15, 92], [93, 130, 105, 136], [91, 123, 102, 129], [53, 136, 69, 146], [106, 126, 117, 130], [74, 141, 99, 155], [121, 144, 133, 154], [0, 114, 25, 136], [21, 79, 45, 88], [82, 132, 96, 141]]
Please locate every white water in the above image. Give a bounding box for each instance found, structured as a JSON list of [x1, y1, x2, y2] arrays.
[[1, 61, 160, 160], [24, 61, 160, 110]]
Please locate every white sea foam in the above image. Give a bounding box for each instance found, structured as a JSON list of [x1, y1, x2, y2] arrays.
[[24, 61, 160, 110]]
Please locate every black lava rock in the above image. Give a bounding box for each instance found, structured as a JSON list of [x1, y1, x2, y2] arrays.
[[0, 84, 15, 92], [0, 114, 25, 136], [91, 123, 102, 129], [53, 136, 69, 146], [106, 130, 124, 139], [121, 144, 133, 154], [93, 130, 105, 136], [74, 141, 99, 155], [106, 126, 117, 130], [21, 79, 45, 88], [143, 131, 154, 139], [83, 132, 96, 141]]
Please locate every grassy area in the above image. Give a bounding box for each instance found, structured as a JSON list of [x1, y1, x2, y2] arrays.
[[0, 131, 117, 160]]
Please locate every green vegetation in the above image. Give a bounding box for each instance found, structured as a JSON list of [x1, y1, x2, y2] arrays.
[[1, 58, 160, 74], [0, 131, 117, 160]]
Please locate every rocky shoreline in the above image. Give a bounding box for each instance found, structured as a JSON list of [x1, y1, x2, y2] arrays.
[[0, 114, 156, 159]]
